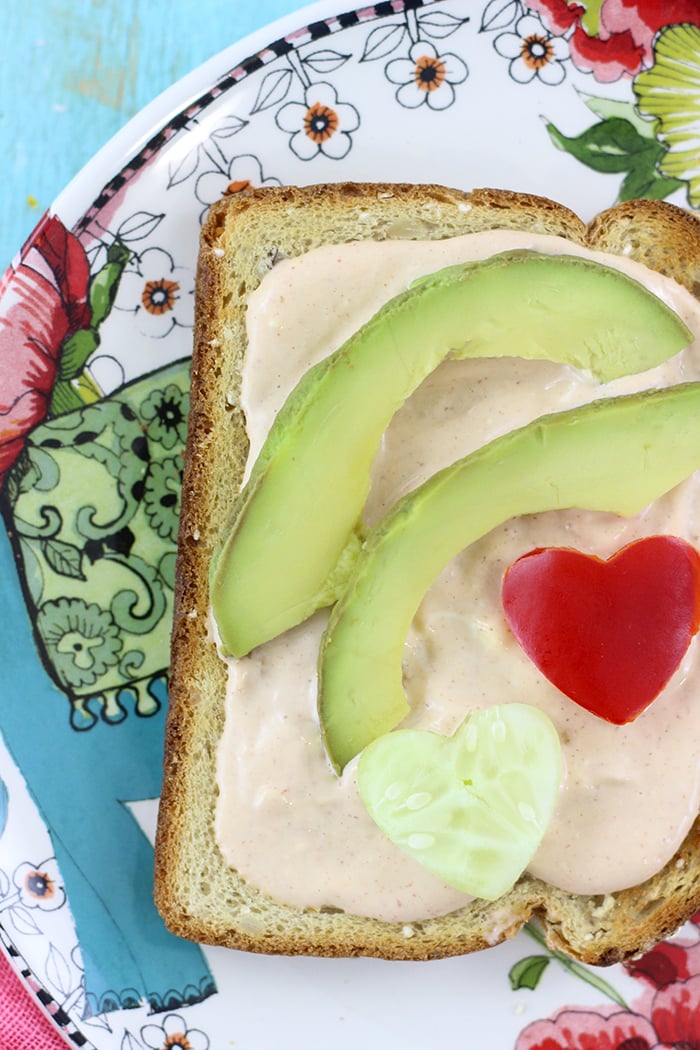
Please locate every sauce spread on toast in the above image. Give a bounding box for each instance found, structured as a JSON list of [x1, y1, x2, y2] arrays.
[[214, 231, 700, 922]]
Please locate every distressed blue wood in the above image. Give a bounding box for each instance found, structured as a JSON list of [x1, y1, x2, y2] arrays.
[[1, 2, 301, 269]]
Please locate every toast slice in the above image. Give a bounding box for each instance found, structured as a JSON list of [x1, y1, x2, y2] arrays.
[[155, 183, 700, 964]]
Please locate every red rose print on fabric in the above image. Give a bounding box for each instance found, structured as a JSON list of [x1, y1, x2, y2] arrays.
[[0, 214, 130, 488], [0, 215, 91, 486]]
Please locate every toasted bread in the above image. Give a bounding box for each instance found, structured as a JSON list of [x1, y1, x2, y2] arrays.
[[155, 184, 700, 964]]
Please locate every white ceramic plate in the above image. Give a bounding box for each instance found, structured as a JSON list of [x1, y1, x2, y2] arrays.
[[2, 1, 700, 1047]]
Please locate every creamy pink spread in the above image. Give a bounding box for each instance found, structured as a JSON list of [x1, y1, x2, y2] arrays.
[[214, 231, 700, 922]]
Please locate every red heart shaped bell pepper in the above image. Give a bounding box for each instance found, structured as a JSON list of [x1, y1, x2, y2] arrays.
[[501, 536, 700, 724]]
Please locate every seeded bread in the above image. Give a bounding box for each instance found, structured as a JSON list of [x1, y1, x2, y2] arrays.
[[155, 183, 700, 964]]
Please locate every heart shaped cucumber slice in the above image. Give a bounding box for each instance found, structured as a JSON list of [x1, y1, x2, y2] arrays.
[[357, 703, 562, 900]]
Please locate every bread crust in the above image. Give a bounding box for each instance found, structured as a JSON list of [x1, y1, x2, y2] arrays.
[[155, 183, 700, 963]]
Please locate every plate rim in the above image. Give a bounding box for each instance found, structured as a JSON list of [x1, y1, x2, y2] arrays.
[[49, 0, 366, 243]]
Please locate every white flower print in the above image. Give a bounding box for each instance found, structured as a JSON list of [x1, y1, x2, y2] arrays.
[[194, 153, 281, 219], [386, 40, 469, 110], [495, 12, 569, 85], [276, 81, 360, 160], [141, 1011, 209, 1050], [116, 246, 194, 338]]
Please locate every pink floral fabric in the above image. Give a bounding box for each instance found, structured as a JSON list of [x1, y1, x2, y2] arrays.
[[0, 951, 68, 1050]]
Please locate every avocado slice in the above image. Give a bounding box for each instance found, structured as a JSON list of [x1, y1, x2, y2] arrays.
[[319, 382, 700, 772], [211, 251, 691, 657]]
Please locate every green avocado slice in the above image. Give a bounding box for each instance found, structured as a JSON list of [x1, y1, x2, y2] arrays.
[[211, 251, 691, 658], [319, 382, 700, 772]]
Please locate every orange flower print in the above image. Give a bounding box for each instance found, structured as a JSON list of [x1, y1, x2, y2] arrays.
[[303, 100, 340, 142], [194, 154, 281, 222], [13, 858, 66, 911], [224, 179, 251, 195], [141, 1012, 209, 1050], [521, 34, 555, 71], [164, 1037, 191, 1050], [414, 52, 447, 92], [386, 41, 468, 110], [142, 277, 180, 316], [117, 246, 193, 337], [276, 82, 360, 160], [495, 12, 569, 85]]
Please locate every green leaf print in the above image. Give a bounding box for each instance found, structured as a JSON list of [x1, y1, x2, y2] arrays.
[[545, 112, 685, 204], [546, 117, 659, 174], [509, 955, 550, 991], [42, 538, 86, 581], [620, 164, 684, 203], [89, 242, 130, 328]]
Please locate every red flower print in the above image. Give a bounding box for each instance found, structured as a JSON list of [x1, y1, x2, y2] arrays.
[[651, 975, 700, 1048], [0, 214, 91, 486], [626, 940, 691, 988], [528, 0, 700, 81], [516, 1008, 661, 1050], [568, 22, 644, 80], [604, 0, 700, 62], [525, 0, 584, 35]]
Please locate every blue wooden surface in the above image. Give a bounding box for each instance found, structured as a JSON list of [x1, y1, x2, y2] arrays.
[[1, 1, 304, 271]]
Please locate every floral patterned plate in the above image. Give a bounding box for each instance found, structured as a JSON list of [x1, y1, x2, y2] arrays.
[[1, 1, 700, 1047]]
